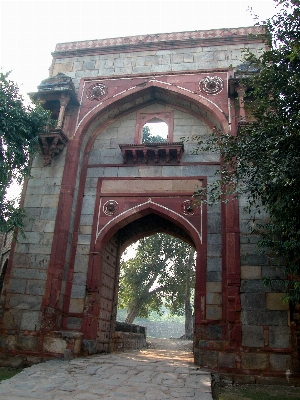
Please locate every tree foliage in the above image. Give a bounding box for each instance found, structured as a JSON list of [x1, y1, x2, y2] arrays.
[[118, 233, 195, 333], [142, 125, 165, 143], [192, 0, 300, 303], [0, 72, 50, 232]]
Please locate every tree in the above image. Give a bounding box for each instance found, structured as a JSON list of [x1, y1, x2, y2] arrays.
[[142, 125, 165, 143], [118, 233, 195, 337], [192, 0, 300, 303], [0, 72, 49, 232]]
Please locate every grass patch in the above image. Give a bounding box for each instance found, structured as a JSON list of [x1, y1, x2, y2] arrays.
[[0, 367, 23, 382], [217, 384, 300, 400]]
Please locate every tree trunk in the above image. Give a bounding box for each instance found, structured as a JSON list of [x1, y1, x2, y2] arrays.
[[184, 248, 194, 339], [125, 304, 140, 324]]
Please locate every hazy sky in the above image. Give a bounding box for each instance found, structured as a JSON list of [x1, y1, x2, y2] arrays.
[[1, 0, 278, 98]]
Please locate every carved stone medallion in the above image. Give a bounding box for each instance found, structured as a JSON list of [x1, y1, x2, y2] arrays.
[[103, 200, 119, 216], [86, 83, 108, 101], [181, 200, 196, 215], [199, 76, 223, 95]]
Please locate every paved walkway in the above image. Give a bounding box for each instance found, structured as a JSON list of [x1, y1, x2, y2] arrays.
[[0, 342, 213, 399]]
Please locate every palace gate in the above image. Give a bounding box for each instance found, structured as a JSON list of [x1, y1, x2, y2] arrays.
[[0, 26, 298, 380]]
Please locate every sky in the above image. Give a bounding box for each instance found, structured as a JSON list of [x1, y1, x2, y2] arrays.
[[0, 0, 278, 99]]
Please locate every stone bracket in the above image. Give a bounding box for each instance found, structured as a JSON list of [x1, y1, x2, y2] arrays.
[[119, 142, 184, 164], [39, 128, 68, 166]]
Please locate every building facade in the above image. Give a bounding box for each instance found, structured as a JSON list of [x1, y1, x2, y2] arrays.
[[0, 27, 298, 379]]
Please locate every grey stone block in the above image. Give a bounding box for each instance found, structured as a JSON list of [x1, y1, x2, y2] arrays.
[[30, 254, 50, 269], [74, 254, 89, 274], [219, 352, 236, 368], [17, 232, 43, 245], [40, 207, 58, 220], [73, 272, 87, 286], [79, 214, 94, 226], [207, 234, 222, 245], [240, 279, 269, 293], [207, 214, 222, 233], [269, 326, 290, 348], [71, 285, 86, 299], [8, 279, 26, 294], [67, 317, 82, 330], [206, 271, 222, 282], [77, 234, 92, 245], [11, 268, 47, 280], [28, 244, 51, 254], [80, 196, 96, 215], [207, 257, 222, 272], [26, 280, 46, 296], [261, 266, 285, 280], [241, 292, 266, 310], [269, 354, 291, 371], [82, 339, 97, 354], [241, 253, 268, 266], [242, 325, 264, 347], [8, 294, 42, 310], [241, 310, 288, 326], [207, 243, 222, 257], [16, 334, 39, 351], [206, 324, 223, 340]]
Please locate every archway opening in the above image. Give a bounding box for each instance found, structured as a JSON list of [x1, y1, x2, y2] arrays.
[[117, 232, 195, 343]]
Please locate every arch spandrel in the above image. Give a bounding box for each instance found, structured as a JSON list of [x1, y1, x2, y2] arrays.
[[75, 75, 231, 147], [94, 199, 202, 253]]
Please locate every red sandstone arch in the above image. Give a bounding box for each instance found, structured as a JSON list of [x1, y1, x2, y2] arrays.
[[82, 203, 206, 345], [95, 200, 202, 252], [74, 80, 231, 144]]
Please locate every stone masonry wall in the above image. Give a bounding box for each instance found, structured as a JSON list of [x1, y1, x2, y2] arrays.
[[52, 43, 265, 91], [0, 150, 66, 336], [239, 200, 291, 373]]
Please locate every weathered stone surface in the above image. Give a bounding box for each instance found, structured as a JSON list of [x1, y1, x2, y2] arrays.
[[269, 354, 291, 371], [219, 352, 236, 369], [240, 279, 269, 293], [8, 294, 43, 310], [241, 310, 288, 326], [20, 310, 41, 330], [241, 266, 261, 280], [43, 337, 67, 354], [242, 325, 264, 347], [266, 293, 289, 310], [16, 335, 39, 351], [241, 353, 268, 370], [206, 305, 222, 320], [269, 326, 290, 348], [241, 292, 266, 310]]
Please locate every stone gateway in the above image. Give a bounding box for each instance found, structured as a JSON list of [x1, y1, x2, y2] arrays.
[[0, 27, 298, 380]]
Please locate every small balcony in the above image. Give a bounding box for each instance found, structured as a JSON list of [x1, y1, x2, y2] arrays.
[[119, 142, 184, 165]]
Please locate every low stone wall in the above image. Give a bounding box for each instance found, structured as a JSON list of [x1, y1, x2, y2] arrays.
[[112, 322, 147, 351], [135, 321, 185, 339], [112, 332, 147, 351]]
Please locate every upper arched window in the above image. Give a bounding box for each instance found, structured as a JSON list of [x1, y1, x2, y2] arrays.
[[142, 119, 168, 143], [135, 111, 174, 144]]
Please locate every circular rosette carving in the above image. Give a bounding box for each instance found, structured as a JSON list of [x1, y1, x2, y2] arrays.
[[181, 200, 196, 215], [199, 76, 224, 95], [103, 200, 119, 216], [86, 83, 108, 101]]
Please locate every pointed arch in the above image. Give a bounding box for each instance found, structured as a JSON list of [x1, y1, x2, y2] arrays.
[[75, 79, 230, 145], [95, 198, 202, 252]]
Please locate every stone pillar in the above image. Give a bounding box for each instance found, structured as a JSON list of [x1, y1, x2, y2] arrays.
[[57, 94, 70, 129]]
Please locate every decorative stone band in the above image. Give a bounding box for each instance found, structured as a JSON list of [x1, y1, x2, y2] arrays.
[[54, 26, 265, 55]]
